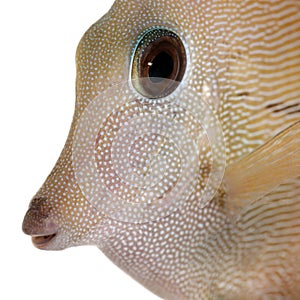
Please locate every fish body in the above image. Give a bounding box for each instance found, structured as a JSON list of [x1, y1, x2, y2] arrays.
[[22, 1, 300, 299]]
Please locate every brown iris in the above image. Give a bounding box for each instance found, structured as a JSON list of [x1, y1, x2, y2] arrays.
[[132, 29, 186, 98]]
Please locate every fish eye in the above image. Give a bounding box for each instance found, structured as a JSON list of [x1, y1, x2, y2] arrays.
[[131, 28, 187, 98]]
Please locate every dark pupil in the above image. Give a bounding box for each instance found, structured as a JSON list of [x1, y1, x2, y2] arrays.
[[149, 51, 174, 83]]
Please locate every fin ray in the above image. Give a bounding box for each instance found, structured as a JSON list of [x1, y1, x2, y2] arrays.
[[224, 121, 300, 210]]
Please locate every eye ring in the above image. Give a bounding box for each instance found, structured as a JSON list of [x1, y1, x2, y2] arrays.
[[131, 28, 187, 99]]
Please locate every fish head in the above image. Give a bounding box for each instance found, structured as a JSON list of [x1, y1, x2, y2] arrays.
[[22, 0, 226, 251], [21, 0, 300, 298]]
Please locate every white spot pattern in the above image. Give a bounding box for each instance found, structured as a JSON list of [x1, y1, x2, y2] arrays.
[[22, 1, 300, 299]]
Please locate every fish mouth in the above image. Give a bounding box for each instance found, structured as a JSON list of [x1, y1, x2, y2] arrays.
[[22, 205, 59, 249], [31, 233, 57, 249]]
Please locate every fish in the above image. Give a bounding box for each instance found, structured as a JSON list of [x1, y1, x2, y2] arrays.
[[22, 0, 300, 299]]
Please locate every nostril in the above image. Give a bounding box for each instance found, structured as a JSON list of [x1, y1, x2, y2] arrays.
[[29, 197, 47, 212], [26, 197, 54, 224]]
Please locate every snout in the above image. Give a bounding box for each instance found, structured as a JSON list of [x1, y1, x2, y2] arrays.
[[22, 197, 58, 250]]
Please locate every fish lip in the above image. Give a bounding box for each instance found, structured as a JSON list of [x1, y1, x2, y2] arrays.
[[31, 233, 57, 249], [22, 207, 59, 249]]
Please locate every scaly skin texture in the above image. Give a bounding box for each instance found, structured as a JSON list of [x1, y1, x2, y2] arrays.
[[23, 1, 300, 299]]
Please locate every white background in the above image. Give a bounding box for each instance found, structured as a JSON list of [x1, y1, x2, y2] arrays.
[[1, 1, 159, 299]]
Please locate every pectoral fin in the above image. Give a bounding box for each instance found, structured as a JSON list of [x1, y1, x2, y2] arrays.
[[218, 122, 300, 298], [224, 121, 300, 210]]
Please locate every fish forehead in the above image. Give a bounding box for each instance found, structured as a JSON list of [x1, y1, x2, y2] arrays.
[[74, 0, 230, 170], [75, 0, 224, 107], [76, 0, 300, 163]]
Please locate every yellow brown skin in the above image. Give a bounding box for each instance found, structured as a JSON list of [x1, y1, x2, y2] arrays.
[[23, 1, 300, 299]]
